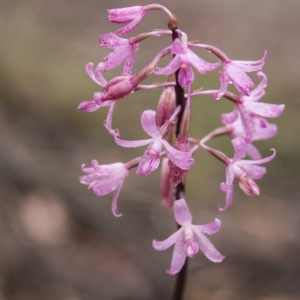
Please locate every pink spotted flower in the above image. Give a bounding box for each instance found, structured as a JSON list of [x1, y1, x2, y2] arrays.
[[153, 198, 225, 275], [99, 33, 139, 75], [155, 38, 219, 88], [219, 137, 276, 211], [107, 6, 147, 36], [79, 160, 129, 217]]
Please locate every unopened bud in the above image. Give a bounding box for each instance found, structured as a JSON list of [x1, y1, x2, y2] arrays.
[[101, 76, 137, 101], [238, 174, 260, 196], [155, 87, 176, 127]]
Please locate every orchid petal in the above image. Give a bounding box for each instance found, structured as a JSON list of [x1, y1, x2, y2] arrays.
[[166, 235, 186, 275], [245, 102, 285, 118], [189, 50, 220, 74], [152, 229, 183, 251], [240, 149, 276, 165], [86, 63, 107, 86], [122, 44, 138, 75], [162, 140, 194, 170], [111, 183, 123, 217], [140, 110, 161, 138], [221, 108, 239, 125], [218, 183, 233, 211], [171, 39, 186, 55], [237, 164, 267, 179], [232, 137, 247, 162], [214, 70, 229, 99], [99, 32, 129, 48], [114, 134, 153, 148], [115, 12, 146, 36], [178, 66, 194, 88], [193, 219, 221, 235], [194, 232, 225, 263], [102, 46, 131, 71], [155, 55, 182, 75], [174, 199, 192, 226], [246, 143, 262, 160], [78, 100, 101, 112]]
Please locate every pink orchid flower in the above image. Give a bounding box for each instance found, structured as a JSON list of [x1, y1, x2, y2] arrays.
[[153, 198, 224, 275], [221, 72, 284, 142], [155, 38, 219, 88], [219, 137, 276, 211], [79, 160, 129, 217], [107, 109, 194, 176], [214, 51, 268, 99], [99, 33, 139, 75], [107, 6, 147, 36], [227, 114, 277, 160]]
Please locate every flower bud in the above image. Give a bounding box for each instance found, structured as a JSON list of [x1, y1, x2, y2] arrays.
[[101, 76, 137, 102], [155, 87, 176, 127]]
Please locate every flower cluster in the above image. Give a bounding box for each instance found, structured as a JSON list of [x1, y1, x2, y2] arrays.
[[78, 5, 284, 275]]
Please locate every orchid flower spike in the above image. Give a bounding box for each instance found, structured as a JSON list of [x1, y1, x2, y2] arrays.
[[155, 38, 219, 88], [153, 198, 224, 275], [219, 137, 276, 211], [79, 160, 129, 217]]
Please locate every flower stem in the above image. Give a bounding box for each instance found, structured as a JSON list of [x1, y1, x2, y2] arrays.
[[170, 23, 188, 300]]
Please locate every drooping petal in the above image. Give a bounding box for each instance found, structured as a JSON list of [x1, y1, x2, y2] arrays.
[[194, 232, 225, 263], [114, 134, 153, 148], [166, 235, 186, 275], [244, 71, 267, 102], [152, 229, 183, 251], [240, 149, 276, 165], [140, 110, 161, 138], [122, 43, 138, 75], [214, 70, 230, 99], [86, 63, 107, 86], [111, 183, 123, 217], [244, 102, 285, 118], [221, 165, 235, 189], [193, 218, 221, 235], [173, 199, 192, 226], [78, 100, 101, 112], [228, 66, 254, 96], [188, 50, 220, 74], [218, 182, 233, 211], [155, 54, 182, 76], [232, 137, 247, 162], [234, 50, 267, 71], [101, 46, 132, 71]]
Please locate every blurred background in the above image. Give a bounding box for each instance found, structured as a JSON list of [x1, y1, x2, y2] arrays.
[[0, 0, 299, 299]]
